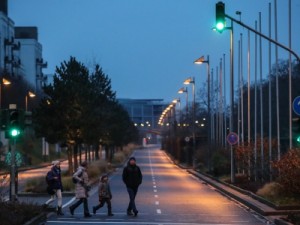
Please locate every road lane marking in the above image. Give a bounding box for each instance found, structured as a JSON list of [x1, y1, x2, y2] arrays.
[[154, 195, 158, 198], [155, 201, 159, 205], [156, 209, 162, 214]]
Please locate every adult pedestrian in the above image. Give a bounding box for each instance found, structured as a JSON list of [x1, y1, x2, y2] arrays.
[[69, 161, 92, 217], [45, 160, 64, 215], [122, 156, 142, 216]]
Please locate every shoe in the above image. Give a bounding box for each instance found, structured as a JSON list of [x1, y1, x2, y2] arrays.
[[108, 213, 114, 216], [57, 206, 64, 216], [133, 210, 138, 217], [69, 207, 74, 216], [127, 210, 133, 216], [93, 207, 96, 215], [84, 213, 92, 217]]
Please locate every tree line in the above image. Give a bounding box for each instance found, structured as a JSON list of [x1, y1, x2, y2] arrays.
[[33, 57, 139, 173]]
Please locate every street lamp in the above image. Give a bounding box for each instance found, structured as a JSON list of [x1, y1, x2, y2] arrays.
[[0, 77, 11, 108], [194, 55, 211, 171], [25, 91, 36, 112], [184, 77, 196, 168], [178, 87, 188, 116]]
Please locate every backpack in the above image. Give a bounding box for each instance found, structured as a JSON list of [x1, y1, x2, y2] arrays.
[[45, 170, 53, 186], [72, 169, 83, 184]]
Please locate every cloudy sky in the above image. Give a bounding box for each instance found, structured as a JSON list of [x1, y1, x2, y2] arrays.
[[8, 0, 300, 103]]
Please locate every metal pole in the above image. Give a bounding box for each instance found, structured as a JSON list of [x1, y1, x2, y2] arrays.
[[223, 54, 227, 148], [274, 0, 281, 160], [240, 33, 244, 146], [230, 20, 235, 183], [254, 20, 258, 181], [207, 56, 211, 171], [10, 138, 16, 201], [247, 29, 251, 178], [259, 12, 264, 181], [268, 2, 272, 181], [192, 77, 196, 168], [288, 0, 292, 149]]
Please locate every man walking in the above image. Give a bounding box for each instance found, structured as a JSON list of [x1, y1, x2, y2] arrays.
[[122, 157, 142, 216]]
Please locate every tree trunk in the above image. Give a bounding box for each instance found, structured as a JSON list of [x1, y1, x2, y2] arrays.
[[73, 143, 79, 170], [67, 146, 73, 175]]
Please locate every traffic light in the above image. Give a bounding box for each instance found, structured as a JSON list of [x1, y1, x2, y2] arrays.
[[293, 117, 300, 145], [215, 1, 226, 33], [8, 109, 21, 138], [0, 109, 9, 130]]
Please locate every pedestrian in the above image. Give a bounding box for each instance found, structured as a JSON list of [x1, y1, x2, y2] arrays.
[[92, 174, 114, 216], [45, 160, 64, 215], [69, 161, 92, 217], [122, 156, 142, 216]]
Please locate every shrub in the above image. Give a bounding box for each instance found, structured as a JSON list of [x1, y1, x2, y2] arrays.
[[25, 176, 46, 193], [0, 201, 43, 225], [112, 151, 126, 164], [88, 160, 110, 181], [273, 148, 300, 195], [256, 182, 283, 197]]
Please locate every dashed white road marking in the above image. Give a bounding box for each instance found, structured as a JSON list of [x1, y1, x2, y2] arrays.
[[156, 209, 162, 214]]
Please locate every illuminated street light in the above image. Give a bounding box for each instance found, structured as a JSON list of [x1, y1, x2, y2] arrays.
[[0, 77, 11, 109], [25, 91, 36, 112], [178, 87, 188, 115]]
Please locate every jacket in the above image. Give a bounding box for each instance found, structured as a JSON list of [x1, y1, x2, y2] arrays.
[[98, 181, 112, 199], [122, 163, 142, 188], [73, 166, 89, 199], [47, 166, 63, 191]]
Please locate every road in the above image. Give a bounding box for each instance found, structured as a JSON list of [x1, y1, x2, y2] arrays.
[[45, 145, 272, 225]]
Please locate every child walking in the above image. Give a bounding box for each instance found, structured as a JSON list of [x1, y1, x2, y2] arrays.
[[92, 174, 114, 216]]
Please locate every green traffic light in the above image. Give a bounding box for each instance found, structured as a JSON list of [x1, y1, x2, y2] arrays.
[[215, 1, 225, 33], [216, 22, 225, 31], [10, 128, 20, 137], [297, 136, 300, 143]]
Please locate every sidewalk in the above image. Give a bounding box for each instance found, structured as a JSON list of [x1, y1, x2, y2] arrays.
[[187, 170, 299, 225]]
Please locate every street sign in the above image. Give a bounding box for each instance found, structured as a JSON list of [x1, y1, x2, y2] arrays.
[[293, 96, 300, 116], [227, 132, 239, 145]]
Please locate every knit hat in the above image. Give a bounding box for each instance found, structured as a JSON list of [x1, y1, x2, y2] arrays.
[[81, 161, 88, 167], [129, 157, 136, 161], [52, 160, 60, 166]]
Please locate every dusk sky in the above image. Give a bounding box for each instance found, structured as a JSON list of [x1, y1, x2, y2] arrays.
[[9, 0, 300, 103]]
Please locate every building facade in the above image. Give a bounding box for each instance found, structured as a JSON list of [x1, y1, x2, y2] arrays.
[[0, 0, 47, 92], [118, 98, 167, 144]]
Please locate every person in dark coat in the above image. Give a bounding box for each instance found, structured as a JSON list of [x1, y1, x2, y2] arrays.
[[92, 174, 114, 216], [45, 160, 64, 215], [69, 161, 92, 217], [122, 157, 142, 216]]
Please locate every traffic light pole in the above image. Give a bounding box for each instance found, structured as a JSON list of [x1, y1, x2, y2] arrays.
[[225, 14, 300, 62], [10, 137, 17, 201]]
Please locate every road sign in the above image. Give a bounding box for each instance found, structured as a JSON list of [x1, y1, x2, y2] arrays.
[[293, 96, 300, 116], [227, 132, 238, 145]]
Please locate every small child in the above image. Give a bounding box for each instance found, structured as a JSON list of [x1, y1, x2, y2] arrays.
[[92, 174, 114, 216]]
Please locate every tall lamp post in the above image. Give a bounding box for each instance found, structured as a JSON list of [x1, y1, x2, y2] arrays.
[[194, 55, 211, 170], [184, 77, 196, 167], [0, 77, 11, 108], [178, 87, 188, 116], [25, 91, 36, 112]]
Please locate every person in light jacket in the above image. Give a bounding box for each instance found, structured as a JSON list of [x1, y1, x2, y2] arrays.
[[69, 161, 92, 217]]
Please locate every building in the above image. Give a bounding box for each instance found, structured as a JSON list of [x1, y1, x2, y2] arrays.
[[118, 98, 167, 144], [0, 0, 47, 92]]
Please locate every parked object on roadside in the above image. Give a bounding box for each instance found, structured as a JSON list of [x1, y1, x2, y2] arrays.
[[92, 174, 114, 216], [69, 161, 92, 217], [44, 160, 64, 216]]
